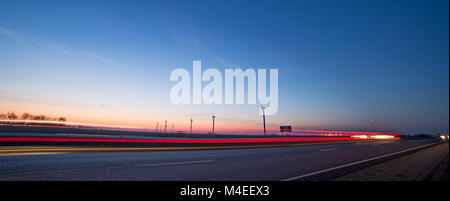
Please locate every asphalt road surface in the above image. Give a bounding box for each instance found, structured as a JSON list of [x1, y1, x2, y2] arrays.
[[0, 139, 442, 181]]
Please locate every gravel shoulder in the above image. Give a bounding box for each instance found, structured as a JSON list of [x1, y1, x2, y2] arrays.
[[334, 142, 449, 181]]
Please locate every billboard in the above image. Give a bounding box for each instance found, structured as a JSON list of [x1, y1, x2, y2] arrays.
[[280, 126, 292, 132]]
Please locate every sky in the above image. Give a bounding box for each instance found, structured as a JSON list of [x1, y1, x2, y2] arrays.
[[0, 0, 448, 134]]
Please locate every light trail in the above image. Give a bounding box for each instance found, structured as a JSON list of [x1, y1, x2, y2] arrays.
[[0, 141, 380, 153], [0, 135, 399, 144]]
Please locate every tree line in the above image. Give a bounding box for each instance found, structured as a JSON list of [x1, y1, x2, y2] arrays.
[[0, 112, 66, 122]]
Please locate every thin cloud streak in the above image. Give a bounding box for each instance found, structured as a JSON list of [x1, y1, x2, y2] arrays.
[[0, 26, 146, 75]]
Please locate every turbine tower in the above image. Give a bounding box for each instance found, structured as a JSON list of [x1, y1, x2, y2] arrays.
[[190, 118, 193, 134], [261, 105, 266, 135]]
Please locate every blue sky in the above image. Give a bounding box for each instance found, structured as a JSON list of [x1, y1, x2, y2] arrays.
[[0, 0, 448, 134]]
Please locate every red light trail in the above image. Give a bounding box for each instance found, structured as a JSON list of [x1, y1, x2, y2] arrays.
[[0, 135, 399, 144]]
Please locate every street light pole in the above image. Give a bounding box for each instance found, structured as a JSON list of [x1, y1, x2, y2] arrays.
[[212, 115, 216, 134], [164, 120, 167, 133], [371, 120, 376, 132]]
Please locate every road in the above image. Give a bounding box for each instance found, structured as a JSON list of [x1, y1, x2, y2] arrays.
[[0, 139, 442, 181]]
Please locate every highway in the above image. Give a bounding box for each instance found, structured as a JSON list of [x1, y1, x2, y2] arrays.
[[0, 139, 442, 181]]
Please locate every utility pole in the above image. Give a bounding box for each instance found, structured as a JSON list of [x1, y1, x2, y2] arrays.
[[212, 115, 216, 134], [164, 120, 167, 133], [156, 122, 159, 133], [172, 124, 174, 134], [261, 105, 266, 135], [190, 118, 193, 134]]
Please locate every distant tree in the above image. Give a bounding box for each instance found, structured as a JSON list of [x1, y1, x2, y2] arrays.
[[21, 113, 33, 120], [7, 112, 17, 120], [2, 112, 66, 122], [33, 115, 46, 121]]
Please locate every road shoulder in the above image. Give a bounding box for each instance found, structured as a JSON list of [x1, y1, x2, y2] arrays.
[[334, 142, 449, 181]]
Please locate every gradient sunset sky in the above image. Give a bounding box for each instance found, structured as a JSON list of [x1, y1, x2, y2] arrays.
[[0, 0, 448, 134]]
